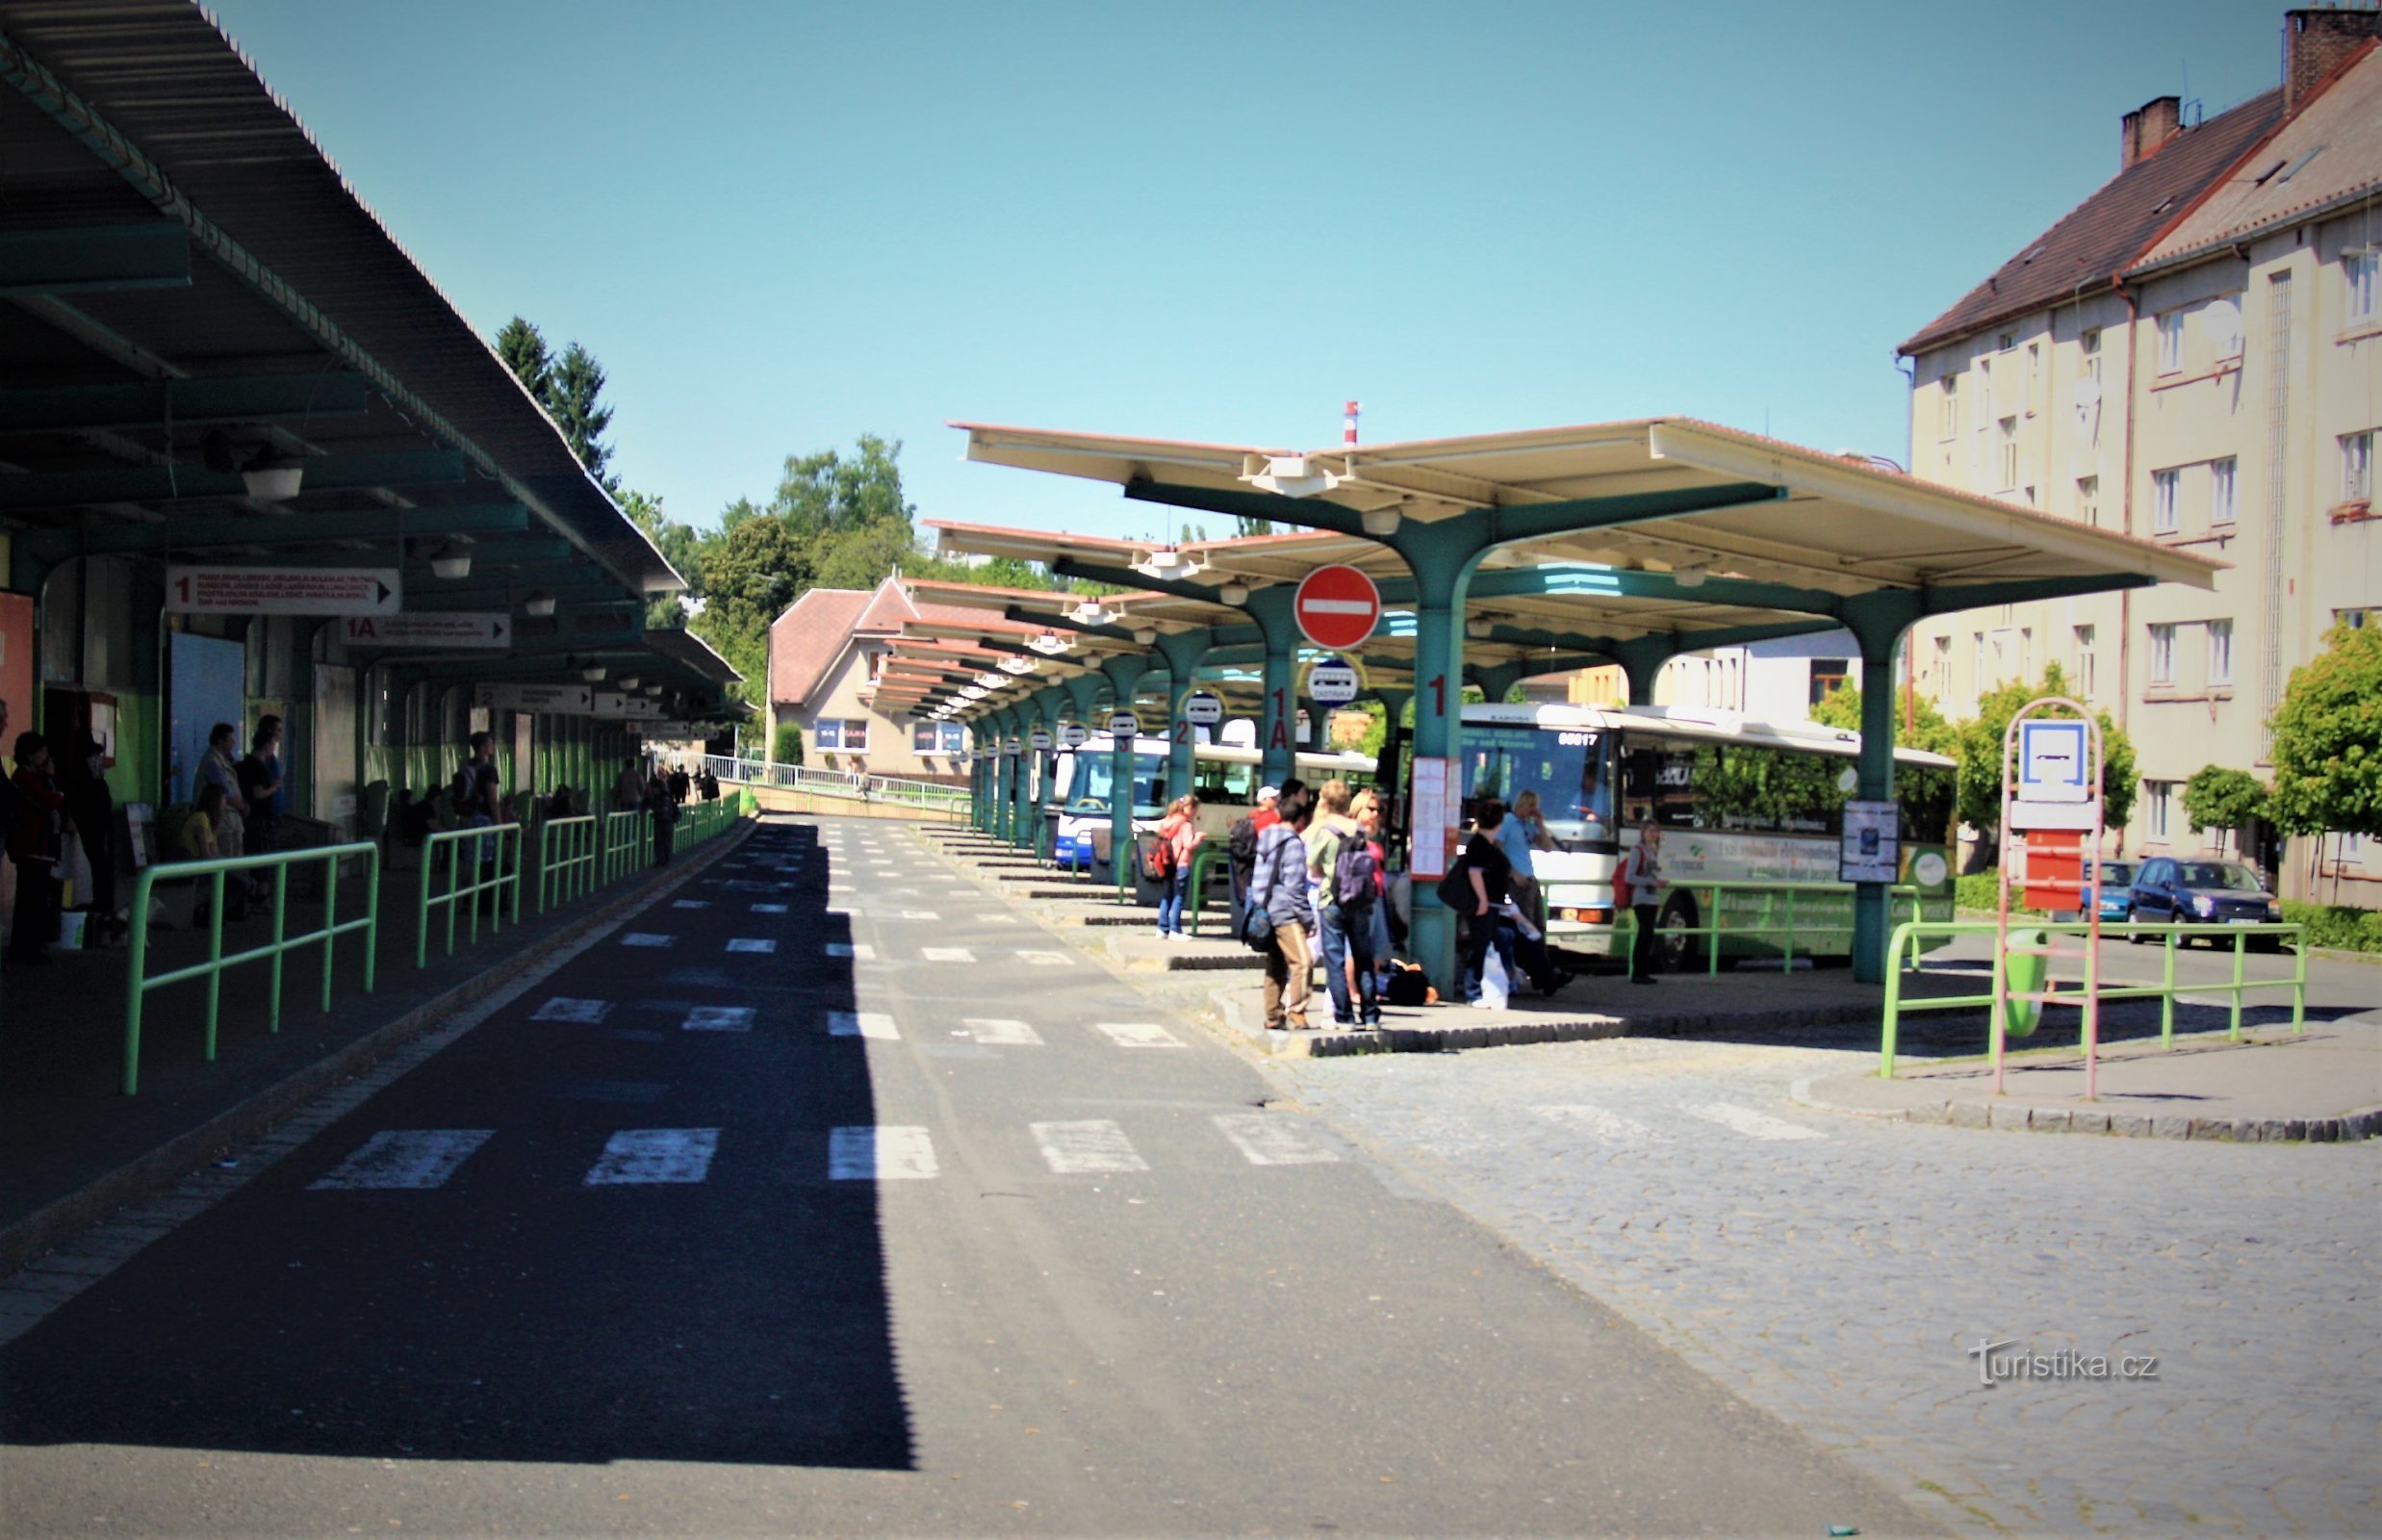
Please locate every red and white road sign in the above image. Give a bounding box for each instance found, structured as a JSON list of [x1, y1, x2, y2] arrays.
[[1293, 564, 1381, 651]]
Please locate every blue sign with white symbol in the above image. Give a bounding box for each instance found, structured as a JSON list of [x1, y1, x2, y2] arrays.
[[2017, 719, 2090, 803]]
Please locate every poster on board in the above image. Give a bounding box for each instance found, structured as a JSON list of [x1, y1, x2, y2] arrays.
[[1409, 757, 1457, 879]]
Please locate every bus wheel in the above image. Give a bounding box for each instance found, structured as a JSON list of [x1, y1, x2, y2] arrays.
[[1654, 894, 1704, 974]]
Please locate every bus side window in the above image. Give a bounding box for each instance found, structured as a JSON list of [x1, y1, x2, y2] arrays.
[[1625, 749, 1660, 800], [1225, 763, 1255, 803]]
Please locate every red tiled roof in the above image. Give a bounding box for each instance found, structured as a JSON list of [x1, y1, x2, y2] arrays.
[[1899, 89, 2287, 356], [767, 587, 870, 707], [853, 578, 919, 634]]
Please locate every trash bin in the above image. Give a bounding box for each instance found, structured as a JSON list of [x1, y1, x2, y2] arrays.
[[2002, 926, 2047, 1040]]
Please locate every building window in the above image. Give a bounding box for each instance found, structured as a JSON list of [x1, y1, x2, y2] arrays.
[[815, 718, 869, 751], [1807, 658, 1850, 707], [1972, 631, 1986, 689], [1932, 634, 1951, 701], [2019, 627, 2033, 680], [2026, 342, 2041, 414], [2337, 831, 2368, 868], [2210, 457, 2237, 526], [2081, 326, 2102, 379], [2157, 309, 2186, 372], [2344, 429, 2374, 501], [1938, 372, 1959, 439], [1997, 417, 2018, 490], [911, 721, 967, 755], [2340, 606, 2378, 629], [1998, 331, 2015, 351], [2207, 620, 2234, 686], [2077, 475, 2100, 526], [2145, 781, 2176, 840], [2349, 248, 2379, 324], [2074, 625, 2096, 698], [2147, 623, 2176, 685], [2152, 467, 2181, 533]]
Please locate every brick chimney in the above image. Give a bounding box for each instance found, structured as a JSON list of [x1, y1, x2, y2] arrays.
[[2285, 7, 2382, 112], [2120, 96, 2183, 170]]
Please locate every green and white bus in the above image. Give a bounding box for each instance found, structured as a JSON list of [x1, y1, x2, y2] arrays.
[[1456, 703, 1956, 968]]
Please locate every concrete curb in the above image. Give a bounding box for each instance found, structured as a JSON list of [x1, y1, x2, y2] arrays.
[[1785, 1073, 2382, 1143], [1209, 984, 1884, 1058], [0, 821, 757, 1279]]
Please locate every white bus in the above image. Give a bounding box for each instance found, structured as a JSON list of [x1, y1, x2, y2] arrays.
[[1455, 703, 1956, 967], [1045, 735, 1378, 870]]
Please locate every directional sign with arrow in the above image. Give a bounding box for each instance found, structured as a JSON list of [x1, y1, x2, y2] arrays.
[[168, 565, 401, 617], [339, 612, 510, 649]]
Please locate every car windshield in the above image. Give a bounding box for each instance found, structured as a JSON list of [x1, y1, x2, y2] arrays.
[[2177, 861, 2263, 891], [2098, 861, 2135, 886]]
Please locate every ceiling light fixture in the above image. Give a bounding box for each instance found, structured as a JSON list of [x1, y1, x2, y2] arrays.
[[1670, 561, 1712, 589], [1068, 600, 1114, 627], [240, 444, 304, 501], [1466, 615, 1495, 640], [1241, 453, 1342, 499], [581, 662, 606, 682], [524, 589, 557, 618], [999, 655, 1038, 674], [1133, 628, 1159, 646], [1218, 582, 1250, 606], [1030, 629, 1072, 654], [430, 541, 473, 580], [1360, 506, 1402, 537], [618, 676, 639, 691]]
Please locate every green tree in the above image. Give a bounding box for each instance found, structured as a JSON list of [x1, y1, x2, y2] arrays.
[[546, 341, 616, 488], [688, 515, 808, 706], [2182, 765, 2268, 854], [2267, 620, 2382, 839], [619, 488, 701, 629], [1807, 684, 1960, 757], [1951, 663, 2136, 851], [495, 315, 551, 399]]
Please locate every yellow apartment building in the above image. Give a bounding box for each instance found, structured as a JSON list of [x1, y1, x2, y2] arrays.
[[1896, 9, 2379, 905]]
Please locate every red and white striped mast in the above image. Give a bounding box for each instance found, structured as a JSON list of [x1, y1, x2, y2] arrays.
[[1344, 399, 1361, 446]]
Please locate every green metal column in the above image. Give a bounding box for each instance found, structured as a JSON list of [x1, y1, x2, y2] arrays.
[[1153, 630, 1210, 805], [1100, 654, 1153, 887], [1242, 588, 1300, 789], [1033, 686, 1068, 860], [1842, 593, 1921, 986], [1008, 714, 1034, 849], [1613, 636, 1672, 708], [988, 709, 1015, 843]]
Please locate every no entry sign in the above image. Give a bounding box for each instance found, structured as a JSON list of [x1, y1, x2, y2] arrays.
[[1293, 564, 1381, 650]]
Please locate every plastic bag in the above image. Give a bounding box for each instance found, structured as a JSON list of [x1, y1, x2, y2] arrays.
[[1479, 945, 1512, 1010], [59, 831, 94, 910]]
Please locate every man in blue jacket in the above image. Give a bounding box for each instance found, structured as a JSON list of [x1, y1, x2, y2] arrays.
[[1245, 778, 1315, 1032]]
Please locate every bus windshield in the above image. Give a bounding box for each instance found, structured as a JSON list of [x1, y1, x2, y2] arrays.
[[1065, 751, 1165, 816], [1458, 725, 1613, 843]]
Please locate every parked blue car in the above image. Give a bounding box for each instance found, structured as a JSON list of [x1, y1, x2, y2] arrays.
[[2128, 858, 2286, 949], [2095, 860, 2136, 923]]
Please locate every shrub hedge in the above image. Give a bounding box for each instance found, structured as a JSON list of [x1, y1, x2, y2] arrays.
[[2280, 901, 2382, 953]]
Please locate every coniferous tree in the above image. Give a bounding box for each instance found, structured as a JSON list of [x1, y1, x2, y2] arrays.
[[545, 342, 616, 490], [494, 316, 551, 399]]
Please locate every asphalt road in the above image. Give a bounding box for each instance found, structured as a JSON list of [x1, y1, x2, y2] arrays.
[[0, 815, 1936, 1537]]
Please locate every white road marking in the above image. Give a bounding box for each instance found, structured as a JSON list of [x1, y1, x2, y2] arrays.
[[309, 1129, 494, 1191], [583, 1128, 722, 1185], [672, 899, 710, 910], [726, 937, 776, 953], [829, 1126, 938, 1181], [1531, 1104, 1655, 1142], [1688, 1102, 1827, 1142], [620, 933, 675, 948], [828, 1011, 900, 1040], [922, 946, 974, 962], [1213, 1113, 1341, 1167], [963, 1017, 1043, 1046], [1017, 950, 1073, 966], [682, 1006, 756, 1032], [1032, 1119, 1148, 1174], [532, 998, 612, 1023], [1091, 1020, 1186, 1049], [750, 902, 788, 913], [901, 910, 939, 919], [824, 941, 876, 959], [981, 914, 1019, 924]]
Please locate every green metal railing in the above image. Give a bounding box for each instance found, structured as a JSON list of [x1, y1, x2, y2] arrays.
[[1181, 840, 1234, 935], [538, 814, 600, 912], [602, 808, 650, 884], [1877, 919, 2307, 1078], [122, 842, 381, 1096], [677, 797, 739, 846], [417, 822, 523, 966], [1645, 881, 1934, 973]]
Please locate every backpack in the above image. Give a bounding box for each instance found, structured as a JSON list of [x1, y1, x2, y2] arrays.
[[1385, 962, 1431, 1007], [1333, 836, 1380, 912], [449, 761, 476, 813], [1226, 815, 1258, 875], [1144, 821, 1179, 881]]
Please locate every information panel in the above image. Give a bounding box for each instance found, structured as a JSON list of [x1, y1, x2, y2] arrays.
[[168, 566, 400, 616], [1409, 756, 1457, 880], [1838, 799, 1901, 885]]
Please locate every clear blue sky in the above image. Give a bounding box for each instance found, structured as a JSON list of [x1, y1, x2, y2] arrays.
[[210, 0, 2283, 548]]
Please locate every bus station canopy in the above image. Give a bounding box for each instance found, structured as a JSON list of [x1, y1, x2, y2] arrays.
[[953, 417, 2223, 602]]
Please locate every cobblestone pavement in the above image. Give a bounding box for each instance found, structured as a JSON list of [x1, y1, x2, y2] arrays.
[[1268, 1020, 2382, 1537]]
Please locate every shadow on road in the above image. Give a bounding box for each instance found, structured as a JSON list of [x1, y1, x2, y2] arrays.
[[3, 821, 916, 1469]]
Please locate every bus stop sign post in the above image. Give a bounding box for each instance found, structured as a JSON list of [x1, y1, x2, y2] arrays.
[[1998, 702, 2107, 1100]]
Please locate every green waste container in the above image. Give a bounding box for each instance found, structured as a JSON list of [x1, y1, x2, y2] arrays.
[[2002, 927, 2047, 1040]]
